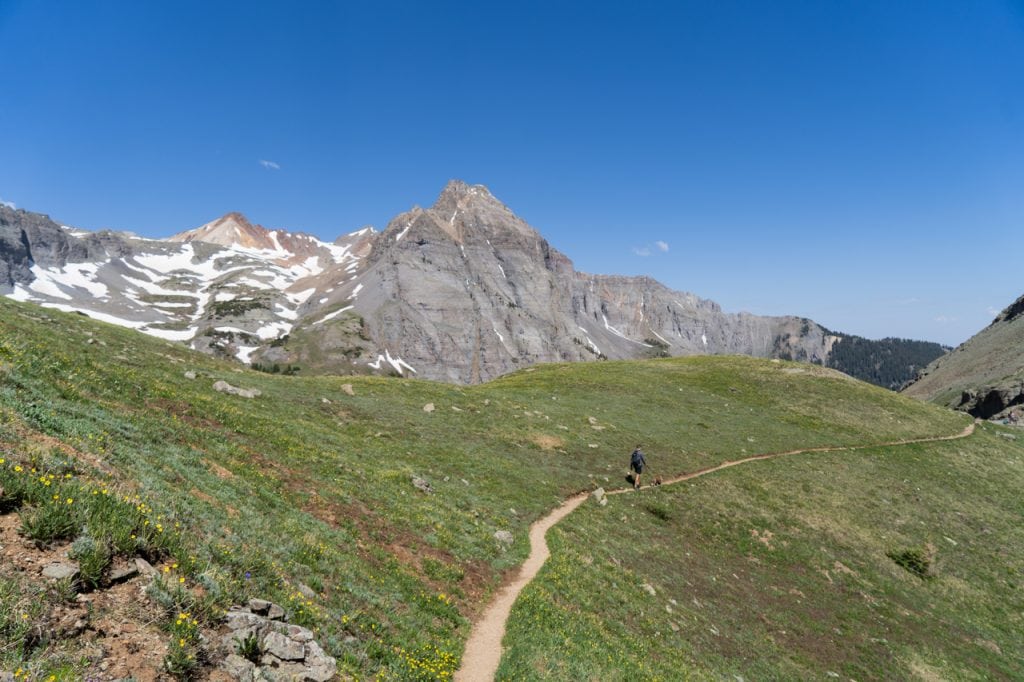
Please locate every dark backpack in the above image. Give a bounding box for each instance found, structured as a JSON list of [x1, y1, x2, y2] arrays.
[[630, 450, 643, 466]]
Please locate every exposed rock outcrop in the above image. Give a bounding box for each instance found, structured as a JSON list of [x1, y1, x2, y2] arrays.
[[218, 600, 337, 682]]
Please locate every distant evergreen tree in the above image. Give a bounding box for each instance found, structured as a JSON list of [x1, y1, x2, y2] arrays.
[[825, 335, 948, 390]]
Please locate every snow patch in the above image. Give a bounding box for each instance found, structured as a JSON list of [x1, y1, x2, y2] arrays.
[[649, 329, 672, 346], [26, 263, 109, 300], [133, 244, 199, 275], [577, 326, 602, 355], [137, 326, 196, 341], [235, 346, 259, 363], [602, 314, 652, 346], [285, 287, 316, 305], [368, 349, 417, 375], [274, 304, 299, 321], [255, 321, 292, 339], [395, 222, 412, 242], [313, 305, 353, 326]]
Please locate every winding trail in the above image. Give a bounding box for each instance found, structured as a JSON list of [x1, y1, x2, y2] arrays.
[[454, 421, 977, 682]]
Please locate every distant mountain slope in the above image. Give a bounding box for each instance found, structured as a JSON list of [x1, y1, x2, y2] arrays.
[[824, 334, 948, 391], [903, 292, 1024, 418], [0, 184, 944, 385]]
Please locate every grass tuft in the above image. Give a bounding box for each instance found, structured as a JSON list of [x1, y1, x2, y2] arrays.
[[887, 545, 935, 580]]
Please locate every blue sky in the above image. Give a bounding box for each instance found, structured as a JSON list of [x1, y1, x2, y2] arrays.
[[1, 1, 1022, 346]]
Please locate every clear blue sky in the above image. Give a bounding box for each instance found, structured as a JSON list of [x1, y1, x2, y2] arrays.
[[2, 1, 1022, 346]]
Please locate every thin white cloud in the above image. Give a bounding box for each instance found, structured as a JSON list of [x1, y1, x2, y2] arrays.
[[259, 159, 281, 170], [895, 297, 920, 306], [0, 197, 15, 209], [633, 240, 670, 257], [934, 315, 957, 323], [987, 306, 1001, 317]]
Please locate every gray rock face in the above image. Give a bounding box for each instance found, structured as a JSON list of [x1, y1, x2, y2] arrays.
[[341, 180, 839, 383], [956, 382, 1024, 420], [0, 206, 35, 287], [0, 206, 130, 288]]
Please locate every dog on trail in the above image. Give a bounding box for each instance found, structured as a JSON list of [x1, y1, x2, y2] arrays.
[[654, 476, 662, 486]]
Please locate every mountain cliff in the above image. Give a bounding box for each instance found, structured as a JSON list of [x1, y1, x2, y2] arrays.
[[904, 292, 1024, 418], [0, 183, 940, 384], [251, 180, 840, 383]]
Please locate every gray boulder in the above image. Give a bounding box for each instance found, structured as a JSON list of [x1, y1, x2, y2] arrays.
[[41, 562, 79, 581], [213, 380, 262, 399], [412, 476, 434, 494], [494, 530, 514, 547]]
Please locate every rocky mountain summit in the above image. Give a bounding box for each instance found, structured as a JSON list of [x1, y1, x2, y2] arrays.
[[904, 291, 1024, 419], [0, 183, 937, 384]]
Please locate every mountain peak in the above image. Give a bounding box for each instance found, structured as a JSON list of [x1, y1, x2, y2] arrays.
[[433, 180, 498, 212], [169, 212, 275, 249]]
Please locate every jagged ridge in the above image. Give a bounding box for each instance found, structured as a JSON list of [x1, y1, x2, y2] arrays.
[[0, 184, 940, 385]]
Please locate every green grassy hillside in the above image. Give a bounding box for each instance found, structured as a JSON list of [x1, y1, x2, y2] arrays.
[[904, 293, 1024, 409], [0, 297, 996, 680], [500, 426, 1023, 680]]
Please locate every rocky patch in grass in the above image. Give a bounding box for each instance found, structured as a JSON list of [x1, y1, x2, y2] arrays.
[[218, 599, 337, 681], [0, 459, 339, 680]]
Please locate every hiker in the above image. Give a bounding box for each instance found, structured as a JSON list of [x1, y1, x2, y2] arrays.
[[629, 445, 646, 490]]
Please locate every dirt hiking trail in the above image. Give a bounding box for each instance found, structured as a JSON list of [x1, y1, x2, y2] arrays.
[[454, 420, 977, 681]]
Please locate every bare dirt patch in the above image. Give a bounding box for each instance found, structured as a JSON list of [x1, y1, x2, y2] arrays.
[[0, 507, 194, 680], [529, 434, 565, 451]]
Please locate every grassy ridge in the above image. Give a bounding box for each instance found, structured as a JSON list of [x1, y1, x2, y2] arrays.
[[500, 426, 1023, 680], [0, 297, 971, 678]]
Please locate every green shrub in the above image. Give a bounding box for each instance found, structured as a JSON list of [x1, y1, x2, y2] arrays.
[[69, 534, 111, 590], [163, 640, 200, 681], [643, 500, 672, 522], [886, 545, 935, 580], [0, 576, 44, 662], [162, 609, 203, 680], [19, 498, 80, 547], [0, 460, 35, 511], [235, 632, 261, 664], [48, 576, 79, 604]]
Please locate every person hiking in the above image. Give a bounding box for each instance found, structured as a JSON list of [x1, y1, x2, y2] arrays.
[[629, 445, 646, 490]]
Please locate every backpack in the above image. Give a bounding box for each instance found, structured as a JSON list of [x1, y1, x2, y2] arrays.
[[630, 450, 642, 466]]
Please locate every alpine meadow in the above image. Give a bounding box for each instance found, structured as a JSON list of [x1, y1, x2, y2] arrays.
[[1, 297, 1021, 679]]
